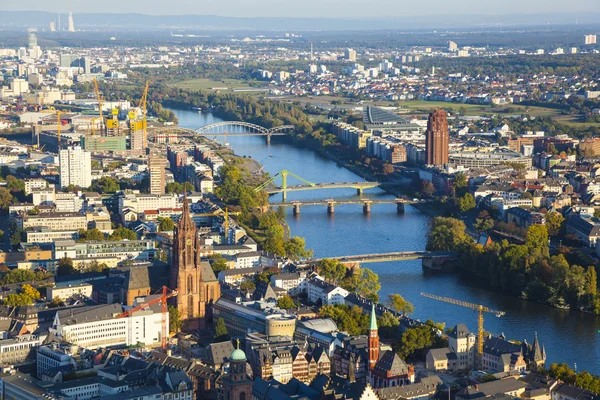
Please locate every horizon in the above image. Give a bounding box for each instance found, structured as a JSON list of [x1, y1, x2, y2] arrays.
[[1, 0, 598, 19]]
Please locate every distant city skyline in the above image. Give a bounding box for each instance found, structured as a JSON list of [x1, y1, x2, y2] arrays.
[[2, 0, 598, 19]]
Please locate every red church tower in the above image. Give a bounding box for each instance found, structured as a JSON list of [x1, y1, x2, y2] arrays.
[[368, 303, 379, 370]]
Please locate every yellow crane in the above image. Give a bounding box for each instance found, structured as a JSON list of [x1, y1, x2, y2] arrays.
[[93, 78, 103, 133], [140, 81, 149, 147], [420, 292, 505, 360]]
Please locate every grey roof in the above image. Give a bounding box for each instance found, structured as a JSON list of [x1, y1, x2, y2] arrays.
[[377, 375, 442, 400], [449, 324, 470, 339], [126, 265, 151, 291], [56, 304, 123, 325], [298, 318, 338, 334], [484, 336, 522, 357], [205, 341, 234, 366], [428, 347, 458, 362], [374, 350, 409, 376], [477, 379, 528, 397], [199, 260, 218, 282], [553, 384, 598, 400]]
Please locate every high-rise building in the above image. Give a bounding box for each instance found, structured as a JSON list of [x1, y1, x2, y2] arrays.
[[60, 53, 79, 68], [59, 146, 92, 189], [67, 12, 75, 32], [425, 109, 449, 166], [219, 342, 253, 400], [49, 21, 56, 31], [148, 155, 167, 195], [344, 48, 357, 61], [584, 34, 597, 45], [28, 32, 37, 49], [170, 194, 221, 330], [448, 41, 458, 52]]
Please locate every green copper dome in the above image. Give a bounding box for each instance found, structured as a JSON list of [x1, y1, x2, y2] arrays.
[[230, 339, 246, 361]]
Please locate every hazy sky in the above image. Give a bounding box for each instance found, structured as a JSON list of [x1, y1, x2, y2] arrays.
[[3, 0, 599, 18]]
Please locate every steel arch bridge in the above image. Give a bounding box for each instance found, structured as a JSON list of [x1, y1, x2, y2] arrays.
[[195, 121, 294, 135]]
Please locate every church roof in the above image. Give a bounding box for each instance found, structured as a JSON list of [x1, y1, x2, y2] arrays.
[[199, 261, 217, 282], [374, 350, 409, 376], [370, 303, 378, 331], [177, 192, 196, 233]]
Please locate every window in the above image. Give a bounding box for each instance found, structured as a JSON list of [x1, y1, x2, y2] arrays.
[[187, 275, 193, 294]]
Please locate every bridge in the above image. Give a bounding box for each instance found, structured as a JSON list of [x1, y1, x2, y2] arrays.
[[311, 251, 458, 269], [255, 170, 381, 201], [161, 122, 295, 143], [269, 198, 414, 214]]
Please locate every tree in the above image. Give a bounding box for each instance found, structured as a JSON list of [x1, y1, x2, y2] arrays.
[[262, 225, 286, 255], [240, 279, 255, 292], [210, 254, 229, 273], [457, 193, 476, 213], [90, 176, 120, 194], [3, 293, 34, 307], [388, 293, 414, 315], [342, 268, 381, 302], [78, 228, 105, 242], [21, 284, 40, 301], [453, 173, 468, 197], [57, 257, 78, 276], [49, 296, 65, 308], [0, 187, 12, 212], [109, 227, 137, 241], [377, 311, 400, 338], [27, 206, 40, 215], [284, 237, 313, 261], [214, 317, 230, 342], [158, 217, 175, 232], [319, 304, 370, 336], [168, 305, 183, 333], [419, 180, 435, 197], [318, 259, 347, 284], [0, 229, 4, 241], [382, 163, 395, 175], [474, 217, 494, 233], [526, 224, 549, 251], [427, 217, 470, 251], [545, 211, 565, 237], [277, 295, 296, 309]]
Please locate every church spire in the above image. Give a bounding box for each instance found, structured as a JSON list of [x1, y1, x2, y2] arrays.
[[178, 191, 195, 231], [370, 303, 378, 331]]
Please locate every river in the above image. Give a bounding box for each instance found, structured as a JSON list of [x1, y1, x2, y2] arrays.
[[171, 108, 599, 374]]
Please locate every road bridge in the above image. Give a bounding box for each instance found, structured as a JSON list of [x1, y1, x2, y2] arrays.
[[269, 198, 415, 214], [312, 251, 456, 264], [255, 170, 383, 201], [161, 122, 295, 143]]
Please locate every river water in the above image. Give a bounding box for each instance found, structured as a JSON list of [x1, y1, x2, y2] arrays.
[[171, 108, 599, 374]]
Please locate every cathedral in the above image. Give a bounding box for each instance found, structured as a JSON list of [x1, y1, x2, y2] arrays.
[[170, 194, 221, 331]]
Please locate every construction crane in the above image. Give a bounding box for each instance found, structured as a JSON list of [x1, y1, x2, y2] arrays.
[[56, 110, 62, 148], [93, 78, 103, 133], [117, 286, 178, 351], [140, 81, 149, 148], [420, 292, 505, 361]]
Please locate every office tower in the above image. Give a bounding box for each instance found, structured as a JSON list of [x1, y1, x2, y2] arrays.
[[28, 32, 37, 49], [49, 21, 56, 31], [68, 12, 75, 32], [425, 109, 449, 166], [80, 57, 91, 74], [148, 155, 167, 195], [59, 146, 92, 189], [345, 48, 357, 61], [448, 41, 458, 52], [60, 53, 79, 68], [584, 34, 597, 45]]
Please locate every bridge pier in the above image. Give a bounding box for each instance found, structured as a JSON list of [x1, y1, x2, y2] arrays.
[[357, 188, 363, 196], [363, 202, 371, 214], [397, 202, 405, 214], [327, 203, 335, 214], [293, 204, 301, 215], [266, 134, 271, 144]]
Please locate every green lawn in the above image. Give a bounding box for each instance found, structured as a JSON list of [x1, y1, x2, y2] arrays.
[[169, 78, 258, 91]]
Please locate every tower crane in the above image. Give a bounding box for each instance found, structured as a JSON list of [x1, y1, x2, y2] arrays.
[[420, 292, 505, 364], [56, 110, 62, 148], [140, 81, 149, 148], [93, 78, 103, 133], [117, 286, 178, 351]]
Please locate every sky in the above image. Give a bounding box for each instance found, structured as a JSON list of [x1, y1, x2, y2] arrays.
[[3, 0, 599, 19]]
